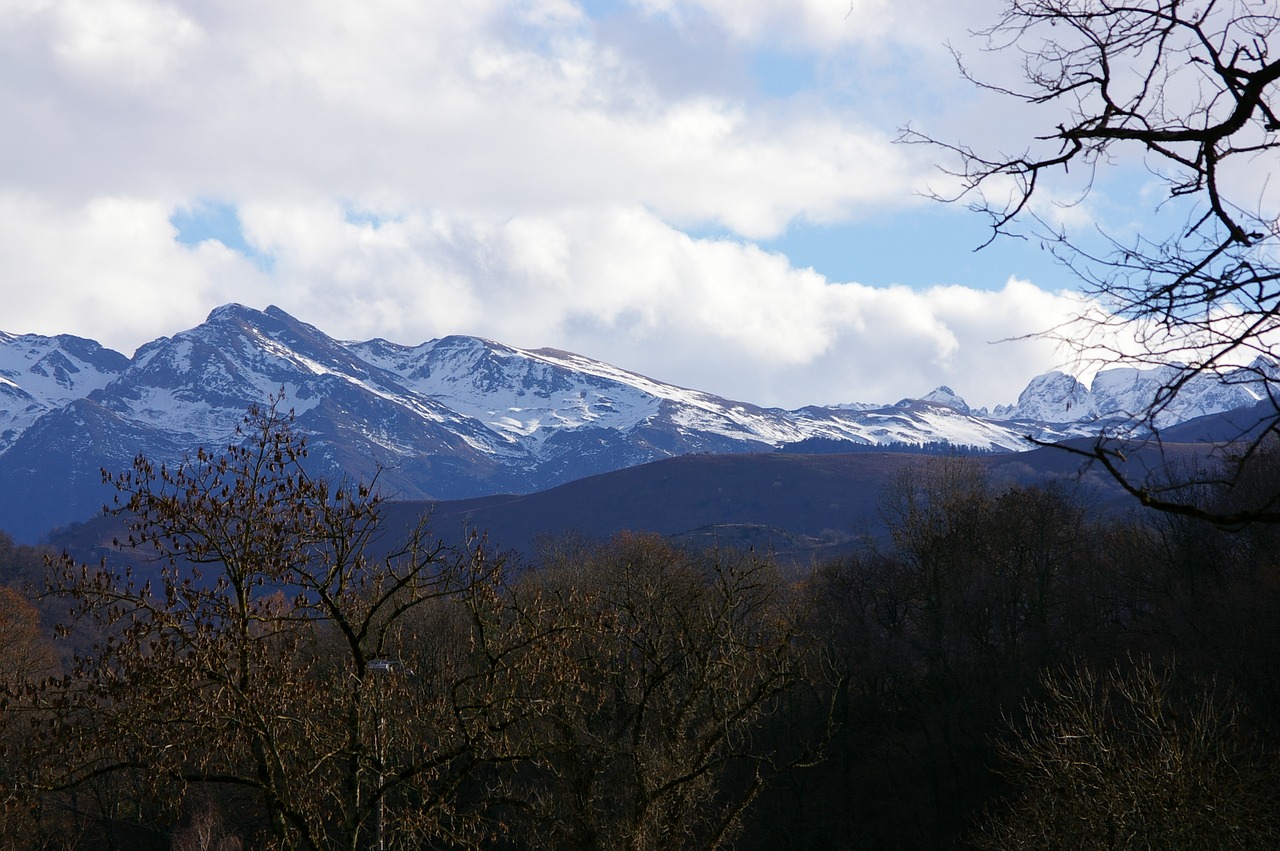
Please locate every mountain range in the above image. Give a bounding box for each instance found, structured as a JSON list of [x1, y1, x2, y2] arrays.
[[2, 303, 1276, 544]]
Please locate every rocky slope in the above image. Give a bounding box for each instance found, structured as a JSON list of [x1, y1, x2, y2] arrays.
[[1, 304, 1274, 541]]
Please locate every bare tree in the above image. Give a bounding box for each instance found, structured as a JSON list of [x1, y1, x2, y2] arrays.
[[971, 659, 1280, 850], [501, 533, 818, 851], [907, 0, 1280, 521], [8, 400, 545, 850]]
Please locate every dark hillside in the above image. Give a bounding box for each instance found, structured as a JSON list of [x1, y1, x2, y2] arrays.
[[47, 439, 1208, 570], [380, 443, 1164, 562]]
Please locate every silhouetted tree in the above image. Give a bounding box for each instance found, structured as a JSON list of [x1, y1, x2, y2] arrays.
[[972, 659, 1280, 850], [908, 0, 1280, 521], [793, 458, 1115, 847]]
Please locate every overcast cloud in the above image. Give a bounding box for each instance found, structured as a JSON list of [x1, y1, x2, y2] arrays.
[[0, 0, 1136, 409]]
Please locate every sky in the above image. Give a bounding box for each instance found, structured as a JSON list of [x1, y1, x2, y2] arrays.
[[0, 0, 1159, 410]]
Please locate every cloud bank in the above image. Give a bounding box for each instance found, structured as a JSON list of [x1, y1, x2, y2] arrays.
[[0, 0, 1120, 410]]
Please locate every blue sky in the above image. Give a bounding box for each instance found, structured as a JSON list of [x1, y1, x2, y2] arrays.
[[171, 200, 273, 271], [0, 0, 1143, 409]]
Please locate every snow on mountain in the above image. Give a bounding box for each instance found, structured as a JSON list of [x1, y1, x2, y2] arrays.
[[1, 303, 1277, 541], [993, 372, 1098, 424], [1091, 359, 1278, 426], [0, 331, 129, 452], [3, 306, 1274, 463], [345, 335, 807, 449], [102, 306, 527, 472], [347, 335, 667, 445], [991, 358, 1279, 431], [785, 399, 1032, 453], [916, 386, 972, 415], [344, 332, 1042, 454]]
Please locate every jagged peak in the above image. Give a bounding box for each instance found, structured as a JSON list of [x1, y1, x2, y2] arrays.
[[918, 386, 970, 413], [0, 330, 130, 374], [198, 304, 342, 356], [206, 303, 262, 323], [1017, 370, 1086, 398], [999, 370, 1095, 424], [206, 304, 310, 335], [430, 334, 508, 354], [1240, 355, 1279, 373]]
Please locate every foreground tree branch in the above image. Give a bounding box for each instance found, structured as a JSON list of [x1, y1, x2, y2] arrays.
[[907, 0, 1280, 520]]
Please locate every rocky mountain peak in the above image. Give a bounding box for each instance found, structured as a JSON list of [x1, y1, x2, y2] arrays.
[[2, 304, 1276, 543], [918, 386, 971, 413], [1000, 371, 1097, 423], [0, 331, 131, 454]]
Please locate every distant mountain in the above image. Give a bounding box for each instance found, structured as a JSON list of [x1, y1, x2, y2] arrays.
[[1, 304, 1275, 542], [991, 361, 1280, 427], [0, 331, 130, 454]]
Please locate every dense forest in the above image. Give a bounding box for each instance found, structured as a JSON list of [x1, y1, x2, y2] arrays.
[[1, 404, 1279, 849]]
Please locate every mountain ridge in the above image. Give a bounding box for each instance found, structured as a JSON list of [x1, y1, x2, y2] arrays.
[[1, 303, 1275, 542]]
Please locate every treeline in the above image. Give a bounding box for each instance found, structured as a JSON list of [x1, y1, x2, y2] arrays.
[[759, 455, 1280, 848], [1, 405, 1279, 848], [775, 437, 997, 456]]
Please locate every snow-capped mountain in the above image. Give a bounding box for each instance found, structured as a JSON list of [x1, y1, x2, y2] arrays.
[[991, 361, 1280, 429], [0, 304, 1274, 542], [0, 331, 130, 453]]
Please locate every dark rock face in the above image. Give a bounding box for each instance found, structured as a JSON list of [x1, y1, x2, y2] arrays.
[[1, 304, 1272, 542]]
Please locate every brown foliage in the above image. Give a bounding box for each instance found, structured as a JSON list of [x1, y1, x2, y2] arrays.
[[7, 401, 532, 850], [499, 533, 818, 851], [0, 585, 57, 687]]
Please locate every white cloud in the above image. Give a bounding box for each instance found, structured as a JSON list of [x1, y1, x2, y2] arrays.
[[0, 0, 937, 234], [627, 0, 990, 51], [0, 0, 1156, 413], [0, 193, 261, 351], [0, 183, 1109, 408], [50, 0, 202, 89]]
